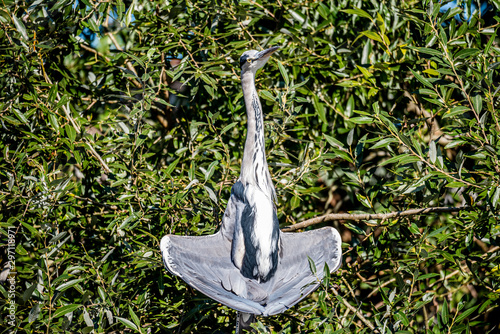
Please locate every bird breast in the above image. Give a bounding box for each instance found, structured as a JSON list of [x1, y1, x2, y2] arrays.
[[247, 185, 276, 262], [231, 183, 280, 282]]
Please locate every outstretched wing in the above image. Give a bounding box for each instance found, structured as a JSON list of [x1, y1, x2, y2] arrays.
[[261, 227, 342, 315], [160, 232, 267, 314]]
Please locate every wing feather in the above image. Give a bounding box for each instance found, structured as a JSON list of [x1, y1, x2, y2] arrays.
[[160, 233, 266, 314], [262, 227, 342, 315]]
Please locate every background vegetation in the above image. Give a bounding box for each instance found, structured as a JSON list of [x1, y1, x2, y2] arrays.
[[1, 0, 499, 333]]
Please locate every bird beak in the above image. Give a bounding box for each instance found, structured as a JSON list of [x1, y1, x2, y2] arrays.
[[256, 46, 279, 60]]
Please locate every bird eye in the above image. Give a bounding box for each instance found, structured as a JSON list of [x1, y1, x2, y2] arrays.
[[239, 55, 249, 67], [247, 58, 252, 63]]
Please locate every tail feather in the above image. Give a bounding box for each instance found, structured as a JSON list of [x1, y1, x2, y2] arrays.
[[236, 312, 256, 333]]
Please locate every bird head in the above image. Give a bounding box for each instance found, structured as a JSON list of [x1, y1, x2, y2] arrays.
[[239, 46, 279, 73]]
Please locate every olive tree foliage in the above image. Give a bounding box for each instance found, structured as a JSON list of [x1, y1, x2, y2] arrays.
[[1, 0, 499, 332]]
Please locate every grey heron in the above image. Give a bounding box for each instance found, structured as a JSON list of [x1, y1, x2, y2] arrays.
[[160, 46, 342, 332]]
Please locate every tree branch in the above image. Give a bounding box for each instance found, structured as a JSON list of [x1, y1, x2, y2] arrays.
[[281, 206, 472, 232], [330, 286, 376, 331]]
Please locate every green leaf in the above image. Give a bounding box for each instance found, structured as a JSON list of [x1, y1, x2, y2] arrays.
[[455, 48, 480, 59], [342, 7, 373, 20], [53, 304, 83, 318], [429, 141, 437, 164], [440, 251, 456, 263], [317, 3, 331, 20], [417, 273, 440, 280], [260, 90, 275, 102], [472, 94, 482, 114], [220, 122, 238, 135], [124, 52, 146, 69], [428, 226, 447, 239], [204, 85, 215, 98], [441, 299, 449, 324], [165, 158, 180, 177], [361, 30, 383, 43], [23, 283, 37, 302], [12, 108, 28, 124], [12, 15, 29, 41], [49, 113, 60, 134], [124, 0, 135, 27], [347, 128, 354, 146], [410, 69, 433, 88], [478, 300, 492, 314], [370, 137, 397, 149], [312, 95, 327, 123], [345, 223, 365, 235], [379, 154, 417, 167], [129, 305, 141, 329], [345, 95, 354, 118], [277, 61, 289, 86], [336, 80, 361, 88], [417, 88, 438, 97], [15, 243, 28, 255], [443, 6, 463, 21], [409, 223, 421, 235], [444, 139, 467, 149], [398, 155, 421, 164], [204, 185, 218, 204], [288, 9, 308, 26], [409, 46, 443, 57], [65, 124, 77, 142], [116, 317, 139, 331], [397, 311, 410, 326], [98, 286, 107, 302], [21, 221, 39, 237], [307, 256, 317, 274], [443, 106, 470, 119], [204, 161, 218, 181], [490, 187, 500, 208], [28, 303, 40, 323], [446, 181, 467, 188], [455, 305, 479, 323], [423, 68, 439, 76], [356, 193, 372, 208], [485, 31, 496, 54], [56, 279, 85, 292], [324, 134, 344, 149], [290, 195, 300, 210], [349, 116, 374, 124]]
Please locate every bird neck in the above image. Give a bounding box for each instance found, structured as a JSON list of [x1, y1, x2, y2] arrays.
[[240, 71, 272, 194], [241, 71, 265, 147]]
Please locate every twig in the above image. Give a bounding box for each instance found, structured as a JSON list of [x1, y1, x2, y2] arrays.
[[79, 43, 111, 62], [282, 206, 472, 232], [68, 193, 117, 210], [331, 286, 376, 331], [404, 90, 451, 146], [179, 39, 200, 68], [37, 46, 81, 134], [367, 278, 396, 298], [62, 101, 81, 133], [105, 29, 143, 89], [83, 138, 111, 174]]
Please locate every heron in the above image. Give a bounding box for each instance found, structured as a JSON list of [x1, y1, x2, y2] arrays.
[[160, 46, 342, 332]]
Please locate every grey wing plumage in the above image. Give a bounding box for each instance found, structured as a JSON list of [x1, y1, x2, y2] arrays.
[[160, 232, 267, 314], [262, 227, 342, 315], [160, 224, 342, 316]]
